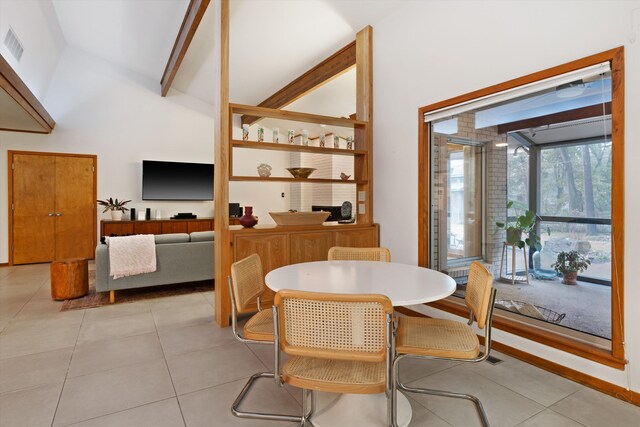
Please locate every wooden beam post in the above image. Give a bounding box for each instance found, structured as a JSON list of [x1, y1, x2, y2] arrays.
[[241, 41, 356, 126], [355, 26, 373, 225], [160, 0, 210, 97], [0, 54, 55, 133], [213, 0, 231, 327]]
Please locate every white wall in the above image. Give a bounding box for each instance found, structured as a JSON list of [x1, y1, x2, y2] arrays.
[[0, 0, 64, 100], [374, 0, 640, 391], [0, 47, 216, 263]]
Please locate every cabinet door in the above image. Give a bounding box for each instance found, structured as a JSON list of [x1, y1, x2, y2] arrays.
[[162, 221, 188, 234], [103, 222, 134, 237], [290, 231, 334, 264], [134, 222, 162, 235], [12, 154, 56, 264], [55, 156, 95, 260], [235, 234, 289, 308], [334, 228, 377, 248]]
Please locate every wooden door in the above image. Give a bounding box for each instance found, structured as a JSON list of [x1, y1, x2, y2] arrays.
[[290, 231, 334, 264], [55, 156, 95, 260], [12, 155, 56, 264], [235, 233, 288, 309]]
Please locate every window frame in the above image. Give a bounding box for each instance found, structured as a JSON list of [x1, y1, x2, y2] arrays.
[[417, 47, 625, 369]]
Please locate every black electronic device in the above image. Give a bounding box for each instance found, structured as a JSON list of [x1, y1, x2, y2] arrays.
[[171, 213, 197, 219], [142, 160, 214, 201], [145, 208, 151, 220], [229, 203, 240, 218], [312, 205, 343, 222], [130, 208, 136, 221]]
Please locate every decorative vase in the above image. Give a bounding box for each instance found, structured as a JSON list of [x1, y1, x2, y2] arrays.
[[562, 271, 578, 285], [239, 206, 258, 228], [110, 210, 123, 221]]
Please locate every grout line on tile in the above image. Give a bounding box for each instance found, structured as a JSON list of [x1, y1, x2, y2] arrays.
[[51, 308, 86, 427], [150, 301, 187, 427]]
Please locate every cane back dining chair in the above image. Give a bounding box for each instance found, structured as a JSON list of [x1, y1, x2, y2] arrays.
[[228, 253, 301, 423], [328, 246, 391, 262], [392, 261, 497, 427], [273, 290, 395, 426]]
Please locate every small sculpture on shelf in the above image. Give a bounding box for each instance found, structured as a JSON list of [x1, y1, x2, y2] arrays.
[[257, 126, 264, 142], [257, 163, 272, 177], [287, 129, 295, 144], [319, 132, 326, 147], [301, 130, 309, 146], [242, 124, 249, 141], [346, 136, 354, 150], [340, 172, 351, 181], [272, 128, 279, 143], [333, 134, 340, 148]]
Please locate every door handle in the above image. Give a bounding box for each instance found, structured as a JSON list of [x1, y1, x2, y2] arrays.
[[48, 213, 55, 216], [56, 213, 62, 216]]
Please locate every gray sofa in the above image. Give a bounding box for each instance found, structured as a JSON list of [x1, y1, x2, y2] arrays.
[[95, 231, 214, 297]]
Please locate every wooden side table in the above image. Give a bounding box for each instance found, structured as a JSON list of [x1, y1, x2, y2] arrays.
[[51, 258, 89, 300], [499, 242, 529, 285]]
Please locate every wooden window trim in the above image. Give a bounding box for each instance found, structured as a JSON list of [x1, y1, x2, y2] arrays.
[[417, 47, 625, 369]]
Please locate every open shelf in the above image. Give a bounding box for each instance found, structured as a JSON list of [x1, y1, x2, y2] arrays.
[[230, 103, 367, 128], [232, 140, 366, 156], [229, 176, 367, 184]]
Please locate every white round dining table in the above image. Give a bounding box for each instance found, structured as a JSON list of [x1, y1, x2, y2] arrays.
[[265, 260, 457, 427]]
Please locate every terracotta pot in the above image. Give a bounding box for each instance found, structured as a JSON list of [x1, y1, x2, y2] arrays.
[[562, 271, 578, 285], [239, 206, 258, 228]]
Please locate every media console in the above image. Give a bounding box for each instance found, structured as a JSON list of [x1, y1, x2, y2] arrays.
[[100, 217, 240, 238]]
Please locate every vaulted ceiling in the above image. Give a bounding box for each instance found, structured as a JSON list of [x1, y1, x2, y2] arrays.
[[50, 0, 401, 111]]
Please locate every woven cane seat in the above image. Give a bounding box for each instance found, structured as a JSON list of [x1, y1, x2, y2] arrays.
[[328, 246, 391, 262], [396, 316, 480, 359], [243, 309, 274, 342], [282, 356, 386, 394]]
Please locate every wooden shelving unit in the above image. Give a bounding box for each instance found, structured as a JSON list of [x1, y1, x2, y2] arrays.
[[229, 176, 367, 184], [232, 140, 367, 156], [214, 14, 374, 326]]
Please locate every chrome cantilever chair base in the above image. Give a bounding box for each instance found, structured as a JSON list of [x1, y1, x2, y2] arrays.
[[394, 367, 490, 427], [231, 372, 302, 423]]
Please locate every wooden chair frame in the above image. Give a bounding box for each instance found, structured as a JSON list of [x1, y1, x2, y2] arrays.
[[228, 268, 302, 423], [273, 290, 395, 426], [391, 289, 497, 427]]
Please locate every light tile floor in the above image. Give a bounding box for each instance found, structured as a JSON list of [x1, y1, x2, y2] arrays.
[[1, 263, 639, 427]]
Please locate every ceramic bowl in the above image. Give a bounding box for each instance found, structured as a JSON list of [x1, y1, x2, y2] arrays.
[[286, 167, 316, 179]]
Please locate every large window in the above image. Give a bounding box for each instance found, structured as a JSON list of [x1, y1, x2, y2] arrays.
[[419, 48, 624, 368]]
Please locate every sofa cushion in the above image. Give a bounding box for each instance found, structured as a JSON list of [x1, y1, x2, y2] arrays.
[[190, 231, 215, 242], [154, 233, 189, 244]]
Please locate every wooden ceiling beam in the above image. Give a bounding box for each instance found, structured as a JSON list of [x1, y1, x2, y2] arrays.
[[241, 40, 357, 126], [160, 0, 210, 97], [497, 102, 611, 134], [0, 54, 55, 133]]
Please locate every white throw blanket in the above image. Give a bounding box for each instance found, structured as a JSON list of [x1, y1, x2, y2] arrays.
[[107, 234, 157, 279]]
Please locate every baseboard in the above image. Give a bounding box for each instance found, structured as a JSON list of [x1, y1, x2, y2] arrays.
[[394, 306, 640, 407], [0, 263, 8, 267]]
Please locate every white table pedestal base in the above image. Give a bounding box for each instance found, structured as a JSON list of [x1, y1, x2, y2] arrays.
[[309, 391, 412, 427]]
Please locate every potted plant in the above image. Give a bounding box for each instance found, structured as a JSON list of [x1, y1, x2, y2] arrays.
[[495, 201, 547, 250], [551, 250, 591, 285], [97, 197, 131, 221]]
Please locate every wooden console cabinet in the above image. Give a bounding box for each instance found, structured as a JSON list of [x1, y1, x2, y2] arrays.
[[230, 223, 379, 311], [100, 217, 240, 237]]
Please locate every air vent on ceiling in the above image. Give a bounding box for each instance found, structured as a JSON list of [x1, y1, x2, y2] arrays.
[[4, 27, 24, 62]]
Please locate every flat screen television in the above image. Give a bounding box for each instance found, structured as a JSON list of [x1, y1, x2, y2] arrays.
[[142, 160, 214, 201]]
